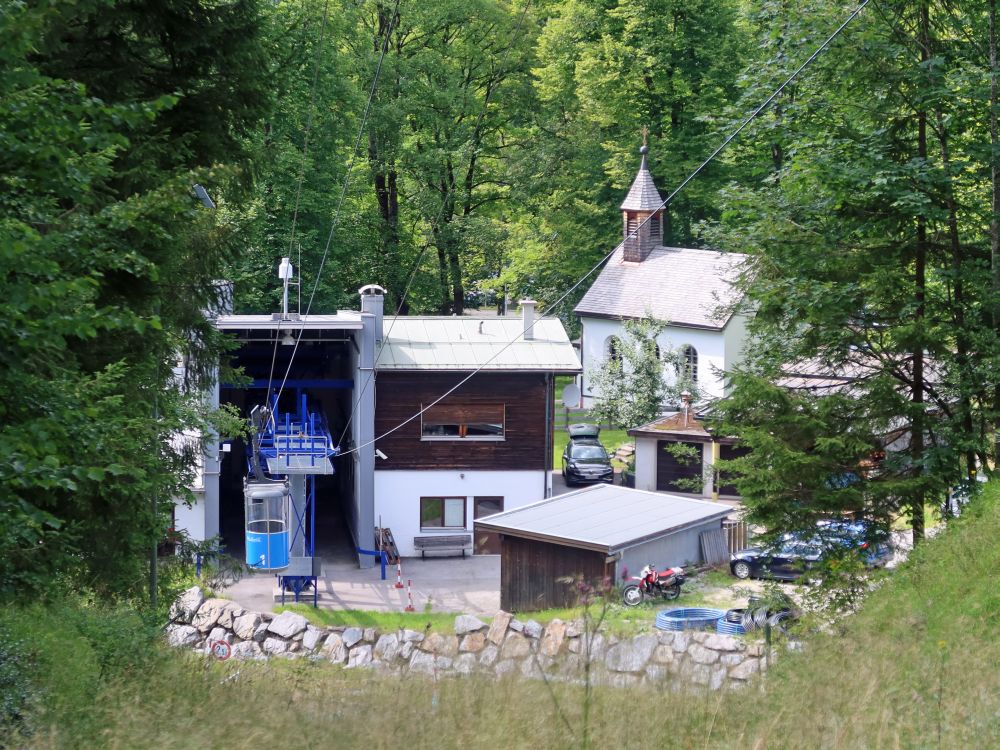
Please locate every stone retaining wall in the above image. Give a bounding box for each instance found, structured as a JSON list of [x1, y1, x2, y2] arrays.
[[166, 587, 769, 690]]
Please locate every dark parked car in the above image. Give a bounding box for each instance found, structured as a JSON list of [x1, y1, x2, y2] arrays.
[[730, 521, 892, 581], [562, 424, 613, 486]]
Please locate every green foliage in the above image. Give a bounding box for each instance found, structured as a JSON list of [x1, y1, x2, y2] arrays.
[[0, 598, 160, 745], [707, 0, 1000, 538], [0, 0, 270, 602], [19, 484, 1000, 748]]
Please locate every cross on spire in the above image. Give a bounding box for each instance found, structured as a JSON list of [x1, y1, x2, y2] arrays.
[[640, 125, 649, 148]]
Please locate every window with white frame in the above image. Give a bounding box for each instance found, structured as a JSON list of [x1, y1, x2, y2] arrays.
[[420, 497, 466, 530], [676, 345, 698, 383]]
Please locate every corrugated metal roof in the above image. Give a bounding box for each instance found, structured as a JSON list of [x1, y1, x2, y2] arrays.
[[475, 485, 732, 553], [376, 316, 581, 372], [574, 246, 747, 330], [216, 313, 363, 330], [620, 151, 664, 211]]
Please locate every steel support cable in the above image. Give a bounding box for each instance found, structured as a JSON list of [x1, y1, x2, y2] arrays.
[[270, 0, 401, 413], [263, 0, 336, 404], [335, 0, 534, 450], [336, 0, 873, 458]]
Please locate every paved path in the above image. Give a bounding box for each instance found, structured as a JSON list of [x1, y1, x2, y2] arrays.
[[218, 554, 501, 616]]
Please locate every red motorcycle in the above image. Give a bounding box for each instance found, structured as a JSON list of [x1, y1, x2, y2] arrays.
[[622, 564, 686, 606]]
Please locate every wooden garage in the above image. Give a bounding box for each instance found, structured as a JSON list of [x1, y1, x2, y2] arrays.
[[475, 485, 731, 612]]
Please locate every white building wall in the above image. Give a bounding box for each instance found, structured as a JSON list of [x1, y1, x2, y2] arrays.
[[174, 489, 207, 540], [634, 437, 658, 492], [580, 316, 730, 408], [722, 312, 750, 394], [374, 469, 547, 557]]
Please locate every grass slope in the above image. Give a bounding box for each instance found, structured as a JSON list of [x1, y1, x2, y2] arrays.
[[12, 484, 1000, 749]]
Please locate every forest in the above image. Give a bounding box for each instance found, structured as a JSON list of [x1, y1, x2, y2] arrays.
[[3, 0, 1000, 601]]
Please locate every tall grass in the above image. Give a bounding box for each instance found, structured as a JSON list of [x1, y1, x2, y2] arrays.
[[15, 484, 1000, 749]]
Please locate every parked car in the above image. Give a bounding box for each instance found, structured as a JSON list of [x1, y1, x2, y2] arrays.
[[562, 424, 614, 486], [730, 520, 892, 581]]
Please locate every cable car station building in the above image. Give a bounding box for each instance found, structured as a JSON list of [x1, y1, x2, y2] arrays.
[[174, 271, 580, 574]]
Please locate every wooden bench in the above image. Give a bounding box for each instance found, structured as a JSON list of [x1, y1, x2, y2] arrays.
[[413, 534, 473, 558]]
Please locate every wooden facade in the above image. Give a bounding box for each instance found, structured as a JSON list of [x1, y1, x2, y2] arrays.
[[374, 372, 551, 471], [498, 534, 612, 612], [717, 443, 750, 497], [655, 440, 702, 493]]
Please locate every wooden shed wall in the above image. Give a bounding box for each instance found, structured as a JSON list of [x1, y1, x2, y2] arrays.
[[655, 440, 702, 492], [499, 534, 611, 612]]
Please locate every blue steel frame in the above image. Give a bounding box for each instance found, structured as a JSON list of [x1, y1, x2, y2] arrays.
[[246, 391, 337, 605]]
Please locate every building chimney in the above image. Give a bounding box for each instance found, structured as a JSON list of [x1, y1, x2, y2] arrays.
[[520, 299, 537, 340], [680, 390, 692, 427], [358, 284, 386, 346]]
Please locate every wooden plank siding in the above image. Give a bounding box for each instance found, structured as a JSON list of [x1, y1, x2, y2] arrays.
[[498, 534, 612, 612], [717, 443, 750, 497], [655, 440, 702, 493], [374, 372, 550, 471]]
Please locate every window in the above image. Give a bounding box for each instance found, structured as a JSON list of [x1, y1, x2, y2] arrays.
[[676, 345, 698, 383], [421, 403, 504, 440], [605, 335, 622, 365], [420, 497, 467, 529], [650, 213, 661, 244], [473, 496, 504, 519]]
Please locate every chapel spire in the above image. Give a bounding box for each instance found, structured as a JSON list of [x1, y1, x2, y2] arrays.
[[620, 130, 665, 262]]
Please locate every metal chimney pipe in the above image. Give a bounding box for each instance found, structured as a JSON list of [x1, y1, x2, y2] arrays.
[[359, 284, 386, 346], [520, 299, 537, 340]]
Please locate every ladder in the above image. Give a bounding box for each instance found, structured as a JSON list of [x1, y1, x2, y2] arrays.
[[375, 527, 400, 564]]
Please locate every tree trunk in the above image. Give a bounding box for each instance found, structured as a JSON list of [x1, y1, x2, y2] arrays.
[[911, 0, 930, 545], [990, 0, 1000, 467], [367, 4, 404, 310]]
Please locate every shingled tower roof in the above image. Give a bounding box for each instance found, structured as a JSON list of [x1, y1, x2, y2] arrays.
[[620, 145, 664, 211]]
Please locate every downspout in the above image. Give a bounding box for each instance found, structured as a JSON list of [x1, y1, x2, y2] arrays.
[[545, 372, 554, 497]]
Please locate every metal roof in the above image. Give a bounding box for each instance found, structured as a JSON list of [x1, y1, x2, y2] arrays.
[[574, 246, 747, 330], [216, 313, 364, 331], [375, 316, 581, 372], [475, 484, 732, 554], [620, 149, 664, 212]]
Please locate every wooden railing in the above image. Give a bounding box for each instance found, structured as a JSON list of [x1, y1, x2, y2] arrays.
[[723, 519, 752, 554]]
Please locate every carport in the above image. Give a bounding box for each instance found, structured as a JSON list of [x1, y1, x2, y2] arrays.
[[475, 485, 732, 612]]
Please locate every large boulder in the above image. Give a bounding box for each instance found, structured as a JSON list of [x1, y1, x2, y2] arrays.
[[347, 645, 373, 669], [233, 612, 262, 641], [605, 634, 657, 673], [166, 624, 200, 648], [169, 587, 204, 624], [500, 632, 531, 659], [343, 627, 364, 648], [454, 614, 486, 635], [230, 641, 263, 661], [420, 633, 458, 657], [487, 611, 512, 645], [540, 620, 566, 656], [321, 633, 347, 665], [267, 611, 308, 639], [374, 633, 400, 662], [262, 637, 291, 656], [192, 598, 232, 633]]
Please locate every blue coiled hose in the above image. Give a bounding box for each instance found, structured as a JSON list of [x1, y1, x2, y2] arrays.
[[655, 607, 726, 631]]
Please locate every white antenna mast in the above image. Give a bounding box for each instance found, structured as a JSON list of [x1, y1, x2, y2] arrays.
[[278, 257, 294, 319]]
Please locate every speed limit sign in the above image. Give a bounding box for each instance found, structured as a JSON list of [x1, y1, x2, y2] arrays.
[[208, 639, 232, 661]]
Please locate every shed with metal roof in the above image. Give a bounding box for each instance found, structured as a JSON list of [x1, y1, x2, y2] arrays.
[[475, 484, 731, 611]]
